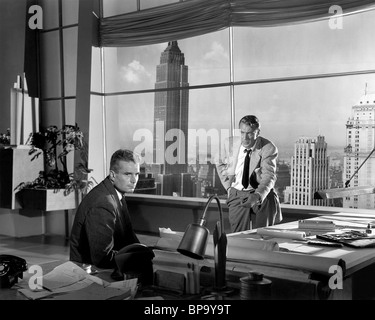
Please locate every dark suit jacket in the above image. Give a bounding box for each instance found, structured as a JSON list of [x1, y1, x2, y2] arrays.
[[69, 177, 139, 268]]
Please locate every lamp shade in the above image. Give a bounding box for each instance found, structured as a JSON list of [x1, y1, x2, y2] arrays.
[[177, 222, 209, 260]]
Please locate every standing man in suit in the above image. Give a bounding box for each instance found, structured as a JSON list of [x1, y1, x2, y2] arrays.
[[216, 115, 282, 232], [70, 149, 140, 269]]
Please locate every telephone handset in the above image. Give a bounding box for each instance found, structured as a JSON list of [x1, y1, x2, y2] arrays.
[[0, 254, 28, 288]]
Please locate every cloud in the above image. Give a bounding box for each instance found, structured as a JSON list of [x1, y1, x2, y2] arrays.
[[120, 60, 151, 84], [203, 41, 229, 65]]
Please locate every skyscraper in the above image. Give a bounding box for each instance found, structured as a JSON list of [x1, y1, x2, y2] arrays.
[[153, 41, 189, 174], [275, 160, 291, 203], [343, 93, 375, 209], [290, 136, 331, 206]]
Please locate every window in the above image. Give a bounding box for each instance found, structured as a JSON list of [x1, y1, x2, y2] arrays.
[[37, 0, 79, 164], [90, 0, 375, 210]]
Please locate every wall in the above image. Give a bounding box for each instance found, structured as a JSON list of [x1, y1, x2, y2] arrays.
[[0, 0, 27, 132], [0, 0, 46, 236], [0, 0, 89, 237]]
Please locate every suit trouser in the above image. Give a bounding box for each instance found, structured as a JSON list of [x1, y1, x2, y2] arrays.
[[226, 187, 280, 233]]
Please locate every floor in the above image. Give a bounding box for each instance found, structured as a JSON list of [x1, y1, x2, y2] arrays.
[[0, 233, 157, 267], [0, 234, 70, 266]]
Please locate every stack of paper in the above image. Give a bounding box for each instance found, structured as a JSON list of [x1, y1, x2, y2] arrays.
[[50, 282, 131, 300], [18, 261, 137, 300]]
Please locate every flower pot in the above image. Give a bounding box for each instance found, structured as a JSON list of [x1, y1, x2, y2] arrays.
[[18, 188, 81, 211]]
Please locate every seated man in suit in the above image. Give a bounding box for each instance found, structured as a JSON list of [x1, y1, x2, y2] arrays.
[[215, 115, 282, 232], [70, 149, 141, 269]]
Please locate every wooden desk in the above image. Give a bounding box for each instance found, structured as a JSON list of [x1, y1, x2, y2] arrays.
[[0, 259, 228, 301], [230, 212, 375, 299], [1, 212, 374, 300], [147, 212, 375, 300]]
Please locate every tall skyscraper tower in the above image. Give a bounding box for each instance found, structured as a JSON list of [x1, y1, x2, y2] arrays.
[[343, 93, 375, 209], [153, 41, 189, 174], [290, 136, 331, 206], [275, 161, 291, 203]]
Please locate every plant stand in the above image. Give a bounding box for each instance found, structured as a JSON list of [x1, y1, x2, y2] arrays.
[[0, 146, 43, 210], [17, 188, 81, 211], [17, 188, 82, 239]]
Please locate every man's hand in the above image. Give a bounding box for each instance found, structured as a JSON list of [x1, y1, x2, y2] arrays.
[[239, 193, 261, 209]]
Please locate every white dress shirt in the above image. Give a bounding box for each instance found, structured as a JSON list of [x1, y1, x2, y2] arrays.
[[232, 145, 254, 191], [115, 188, 124, 204]]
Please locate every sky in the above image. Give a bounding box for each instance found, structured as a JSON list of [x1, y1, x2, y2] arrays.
[[101, 4, 375, 162]]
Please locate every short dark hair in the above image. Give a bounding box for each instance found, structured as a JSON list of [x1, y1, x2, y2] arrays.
[[110, 149, 140, 172], [239, 115, 260, 129]]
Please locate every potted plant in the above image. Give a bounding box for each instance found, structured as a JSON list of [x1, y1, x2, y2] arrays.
[[15, 124, 96, 211]]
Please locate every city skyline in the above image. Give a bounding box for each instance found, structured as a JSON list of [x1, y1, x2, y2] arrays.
[[101, 6, 375, 208], [108, 8, 375, 164]]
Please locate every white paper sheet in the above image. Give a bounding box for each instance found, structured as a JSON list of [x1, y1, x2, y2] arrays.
[[18, 261, 137, 300], [49, 283, 131, 300]]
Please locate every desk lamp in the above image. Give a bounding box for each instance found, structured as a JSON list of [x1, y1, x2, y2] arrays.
[[177, 195, 228, 294]]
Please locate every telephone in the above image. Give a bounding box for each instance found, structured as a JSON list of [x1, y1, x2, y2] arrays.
[[0, 254, 28, 289]]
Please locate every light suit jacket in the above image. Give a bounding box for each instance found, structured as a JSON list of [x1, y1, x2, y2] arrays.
[[215, 135, 278, 202], [215, 135, 282, 226]]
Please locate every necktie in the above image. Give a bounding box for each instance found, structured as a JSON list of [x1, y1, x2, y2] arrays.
[[121, 196, 126, 207], [242, 149, 251, 189], [120, 196, 139, 243]]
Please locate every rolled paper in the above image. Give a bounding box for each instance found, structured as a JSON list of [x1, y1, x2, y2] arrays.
[[226, 237, 279, 256], [298, 219, 336, 231], [257, 228, 306, 240]]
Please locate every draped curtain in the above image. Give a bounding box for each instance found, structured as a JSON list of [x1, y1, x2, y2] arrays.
[[99, 0, 375, 47]]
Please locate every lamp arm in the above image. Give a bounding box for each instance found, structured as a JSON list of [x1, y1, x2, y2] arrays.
[[201, 195, 225, 235], [201, 195, 227, 291]]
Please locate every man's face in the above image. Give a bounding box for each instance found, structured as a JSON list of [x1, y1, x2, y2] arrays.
[[240, 122, 259, 149], [111, 160, 140, 193]]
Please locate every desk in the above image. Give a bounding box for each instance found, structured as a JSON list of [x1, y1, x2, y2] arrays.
[[1, 213, 375, 300], [232, 212, 375, 299], [147, 212, 375, 300], [0, 259, 229, 301], [0, 260, 116, 300]]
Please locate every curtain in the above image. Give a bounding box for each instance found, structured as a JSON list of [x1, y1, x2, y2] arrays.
[[98, 0, 375, 47]]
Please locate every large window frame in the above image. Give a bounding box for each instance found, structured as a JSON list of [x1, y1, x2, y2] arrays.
[[88, 0, 375, 211]]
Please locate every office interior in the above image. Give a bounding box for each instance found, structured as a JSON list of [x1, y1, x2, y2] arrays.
[[1, 0, 375, 300]]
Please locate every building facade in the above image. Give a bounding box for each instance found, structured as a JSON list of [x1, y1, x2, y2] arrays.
[[275, 160, 291, 203], [343, 93, 375, 209], [153, 41, 189, 175], [290, 136, 331, 206]]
